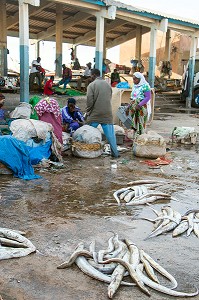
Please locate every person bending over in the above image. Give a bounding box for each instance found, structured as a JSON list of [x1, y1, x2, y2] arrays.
[[62, 98, 84, 135], [86, 68, 119, 158]]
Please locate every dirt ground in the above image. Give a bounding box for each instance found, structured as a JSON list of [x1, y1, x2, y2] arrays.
[[0, 92, 199, 300]]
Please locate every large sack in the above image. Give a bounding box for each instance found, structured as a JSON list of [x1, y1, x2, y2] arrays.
[[133, 130, 166, 158], [73, 125, 102, 144], [9, 103, 32, 119], [10, 119, 53, 142], [171, 127, 197, 144], [72, 125, 103, 158]]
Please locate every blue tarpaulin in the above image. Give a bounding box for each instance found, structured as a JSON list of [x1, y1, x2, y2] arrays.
[[0, 135, 41, 180], [26, 140, 52, 165]]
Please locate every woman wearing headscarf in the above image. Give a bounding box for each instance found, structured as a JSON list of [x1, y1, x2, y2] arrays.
[[62, 98, 84, 135], [126, 72, 151, 136], [34, 97, 63, 144]]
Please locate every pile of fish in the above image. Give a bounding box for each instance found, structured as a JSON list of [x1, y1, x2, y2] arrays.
[[113, 180, 174, 206], [57, 233, 198, 298], [0, 227, 36, 260], [139, 206, 199, 239]]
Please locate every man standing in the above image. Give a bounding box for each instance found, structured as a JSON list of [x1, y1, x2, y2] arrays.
[[86, 69, 119, 158], [58, 64, 72, 89], [29, 57, 43, 91]]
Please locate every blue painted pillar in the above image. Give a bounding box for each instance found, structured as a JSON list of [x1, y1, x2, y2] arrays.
[[19, 0, 40, 102], [55, 4, 63, 78], [186, 36, 197, 108], [19, 0, 30, 102], [148, 26, 157, 88], [95, 12, 104, 76], [0, 0, 7, 76]]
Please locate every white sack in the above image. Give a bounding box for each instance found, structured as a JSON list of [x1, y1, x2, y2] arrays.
[[9, 103, 32, 119], [133, 130, 166, 158], [73, 125, 102, 144], [10, 119, 53, 142]]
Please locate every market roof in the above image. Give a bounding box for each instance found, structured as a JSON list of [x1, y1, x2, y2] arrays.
[[102, 0, 199, 26], [6, 0, 199, 48]]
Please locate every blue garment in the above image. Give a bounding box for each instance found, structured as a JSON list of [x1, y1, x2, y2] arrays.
[[62, 105, 84, 134], [0, 109, 5, 120], [89, 122, 119, 158], [58, 78, 71, 89], [0, 135, 41, 180]]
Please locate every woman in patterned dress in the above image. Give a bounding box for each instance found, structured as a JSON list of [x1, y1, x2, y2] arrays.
[[126, 72, 151, 136]]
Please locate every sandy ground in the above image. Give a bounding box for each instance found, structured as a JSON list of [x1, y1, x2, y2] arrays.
[[0, 92, 199, 300]]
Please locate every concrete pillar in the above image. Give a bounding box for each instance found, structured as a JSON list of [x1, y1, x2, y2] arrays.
[[148, 26, 157, 88], [135, 25, 142, 60], [95, 12, 104, 75], [0, 0, 7, 76], [103, 19, 107, 60], [74, 46, 77, 59], [19, 0, 30, 102], [36, 40, 40, 58], [186, 35, 197, 108], [55, 4, 63, 77], [164, 29, 171, 61]]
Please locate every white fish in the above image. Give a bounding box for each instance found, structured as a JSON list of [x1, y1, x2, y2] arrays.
[[193, 222, 199, 238], [102, 257, 151, 296], [172, 220, 189, 237], [136, 264, 198, 297], [75, 255, 134, 286], [113, 188, 129, 205], [0, 228, 36, 260], [107, 251, 130, 299], [141, 251, 178, 289]]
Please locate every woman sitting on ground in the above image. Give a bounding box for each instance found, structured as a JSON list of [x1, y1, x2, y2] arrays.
[[62, 98, 85, 135]]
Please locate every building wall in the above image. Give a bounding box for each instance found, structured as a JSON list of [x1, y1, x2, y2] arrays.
[[119, 30, 192, 79]]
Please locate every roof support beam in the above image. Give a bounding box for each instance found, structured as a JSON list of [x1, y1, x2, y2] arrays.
[[117, 10, 154, 26], [168, 23, 195, 35], [7, 0, 51, 29], [106, 26, 149, 48], [74, 18, 128, 45], [107, 28, 137, 48], [37, 11, 91, 40]]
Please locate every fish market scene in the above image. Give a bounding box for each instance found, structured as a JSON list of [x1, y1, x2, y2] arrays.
[[0, 0, 199, 299]]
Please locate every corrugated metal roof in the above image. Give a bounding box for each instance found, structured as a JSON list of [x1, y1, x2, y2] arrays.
[[102, 0, 199, 26], [5, 0, 199, 47]]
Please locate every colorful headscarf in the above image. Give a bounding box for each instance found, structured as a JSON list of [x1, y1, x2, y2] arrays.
[[35, 97, 61, 119]]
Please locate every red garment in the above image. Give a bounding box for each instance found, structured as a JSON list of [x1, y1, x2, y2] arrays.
[[34, 98, 63, 144], [63, 67, 72, 80], [39, 112, 63, 144], [44, 79, 54, 95]]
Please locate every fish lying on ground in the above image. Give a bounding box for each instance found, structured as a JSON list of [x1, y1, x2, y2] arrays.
[[57, 233, 198, 299], [0, 227, 36, 260], [113, 183, 173, 206], [139, 206, 199, 239]]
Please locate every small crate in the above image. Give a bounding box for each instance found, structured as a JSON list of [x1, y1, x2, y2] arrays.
[[116, 106, 132, 129], [102, 133, 125, 145], [116, 134, 125, 145]]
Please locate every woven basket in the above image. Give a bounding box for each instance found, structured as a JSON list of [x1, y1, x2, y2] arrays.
[[71, 141, 102, 152]]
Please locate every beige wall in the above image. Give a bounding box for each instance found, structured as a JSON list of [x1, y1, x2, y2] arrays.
[[119, 30, 192, 79]]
